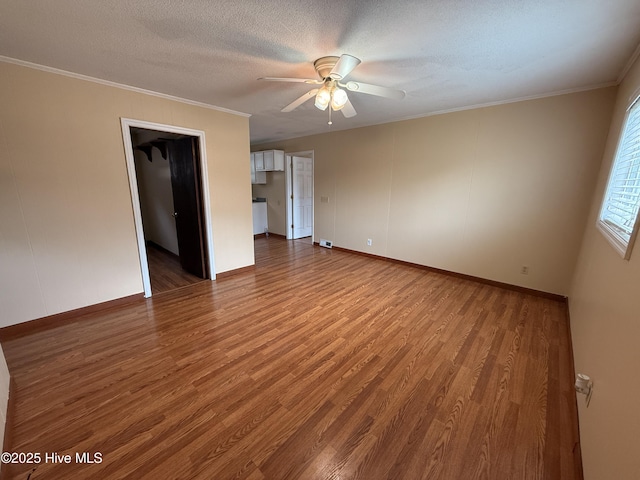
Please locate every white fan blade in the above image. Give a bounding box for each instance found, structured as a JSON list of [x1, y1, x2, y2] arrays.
[[282, 89, 319, 112], [341, 97, 357, 118], [345, 81, 405, 100], [329, 54, 361, 80], [259, 77, 322, 84]]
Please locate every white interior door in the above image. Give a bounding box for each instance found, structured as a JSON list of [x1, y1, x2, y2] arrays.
[[292, 155, 313, 239]]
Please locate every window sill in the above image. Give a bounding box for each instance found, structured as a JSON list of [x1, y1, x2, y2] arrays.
[[596, 219, 635, 260]]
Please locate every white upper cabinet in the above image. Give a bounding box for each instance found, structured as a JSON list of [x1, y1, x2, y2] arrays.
[[250, 153, 266, 184], [254, 150, 284, 172], [254, 151, 265, 171]]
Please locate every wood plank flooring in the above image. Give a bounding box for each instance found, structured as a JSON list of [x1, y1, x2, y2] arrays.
[[146, 242, 206, 294], [0, 237, 580, 479]]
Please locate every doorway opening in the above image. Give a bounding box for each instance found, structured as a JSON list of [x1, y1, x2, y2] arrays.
[[121, 119, 216, 297], [285, 151, 314, 241]]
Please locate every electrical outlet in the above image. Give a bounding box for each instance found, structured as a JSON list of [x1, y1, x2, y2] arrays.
[[367, 239, 372, 246], [521, 265, 529, 275]]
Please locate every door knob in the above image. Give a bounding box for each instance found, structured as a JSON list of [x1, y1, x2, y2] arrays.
[[172, 212, 178, 218]]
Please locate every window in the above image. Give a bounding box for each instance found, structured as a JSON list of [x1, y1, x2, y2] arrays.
[[598, 94, 640, 259]]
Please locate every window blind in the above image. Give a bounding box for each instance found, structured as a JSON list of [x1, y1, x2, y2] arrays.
[[599, 97, 640, 253]]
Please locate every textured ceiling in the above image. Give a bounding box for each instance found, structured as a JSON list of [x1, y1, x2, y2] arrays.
[[1, 0, 640, 144]]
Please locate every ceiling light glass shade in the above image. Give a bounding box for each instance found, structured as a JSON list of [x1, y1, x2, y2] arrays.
[[315, 87, 330, 111], [331, 88, 348, 111]]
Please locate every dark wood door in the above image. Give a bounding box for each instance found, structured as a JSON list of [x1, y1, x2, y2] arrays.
[[167, 137, 207, 279]]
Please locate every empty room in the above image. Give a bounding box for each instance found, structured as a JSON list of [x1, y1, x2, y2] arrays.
[[1, 1, 640, 479]]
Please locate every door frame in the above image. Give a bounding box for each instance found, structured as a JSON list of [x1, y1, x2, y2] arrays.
[[121, 118, 216, 297], [285, 150, 314, 240]]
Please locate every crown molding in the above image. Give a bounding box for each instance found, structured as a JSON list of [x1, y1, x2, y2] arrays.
[[0, 55, 251, 118], [397, 82, 619, 124], [252, 81, 619, 145], [617, 41, 640, 84]]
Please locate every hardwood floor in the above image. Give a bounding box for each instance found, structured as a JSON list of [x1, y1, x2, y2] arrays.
[[146, 242, 206, 294], [1, 237, 580, 479]]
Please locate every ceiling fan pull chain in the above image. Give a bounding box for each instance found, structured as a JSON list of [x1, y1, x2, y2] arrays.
[[328, 105, 332, 125]]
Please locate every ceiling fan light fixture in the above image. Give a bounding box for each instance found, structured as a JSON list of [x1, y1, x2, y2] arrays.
[[263, 54, 403, 121], [331, 88, 348, 111], [315, 87, 330, 111]]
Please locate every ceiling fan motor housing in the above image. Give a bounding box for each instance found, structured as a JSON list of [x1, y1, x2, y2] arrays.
[[313, 56, 340, 79]]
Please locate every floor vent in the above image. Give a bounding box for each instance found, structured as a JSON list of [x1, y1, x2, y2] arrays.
[[319, 239, 333, 248]]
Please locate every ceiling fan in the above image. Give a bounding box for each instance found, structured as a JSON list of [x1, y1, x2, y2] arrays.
[[259, 54, 405, 124]]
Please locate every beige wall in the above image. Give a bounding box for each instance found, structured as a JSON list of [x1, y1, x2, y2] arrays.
[[256, 88, 616, 295], [0, 61, 254, 328], [569, 56, 640, 479]]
